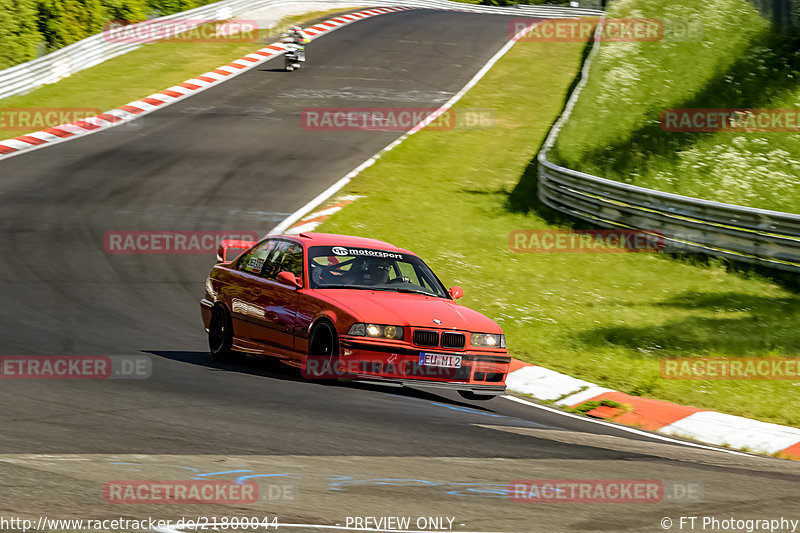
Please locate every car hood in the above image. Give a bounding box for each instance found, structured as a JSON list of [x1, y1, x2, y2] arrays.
[[316, 290, 502, 333]]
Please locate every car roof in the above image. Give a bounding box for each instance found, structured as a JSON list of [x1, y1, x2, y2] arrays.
[[283, 232, 414, 255]]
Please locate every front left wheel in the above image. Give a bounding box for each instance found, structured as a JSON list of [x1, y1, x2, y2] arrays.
[[208, 305, 236, 362]]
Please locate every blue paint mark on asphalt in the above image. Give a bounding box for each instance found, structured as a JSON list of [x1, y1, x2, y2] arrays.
[[234, 473, 298, 485], [111, 462, 198, 472], [329, 476, 509, 498], [329, 476, 439, 491], [193, 470, 253, 478], [109, 460, 514, 498], [430, 402, 507, 418]]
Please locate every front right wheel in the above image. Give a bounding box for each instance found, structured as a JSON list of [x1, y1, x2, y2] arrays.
[[305, 321, 339, 379]]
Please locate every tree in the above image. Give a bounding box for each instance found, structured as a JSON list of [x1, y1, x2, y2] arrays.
[[0, 0, 44, 69]]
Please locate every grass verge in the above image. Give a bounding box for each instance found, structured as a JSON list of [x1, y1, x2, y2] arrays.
[[0, 8, 357, 141], [552, 0, 800, 214], [316, 35, 800, 427]]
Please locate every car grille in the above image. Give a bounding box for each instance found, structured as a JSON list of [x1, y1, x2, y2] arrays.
[[441, 332, 466, 349], [413, 330, 439, 347]]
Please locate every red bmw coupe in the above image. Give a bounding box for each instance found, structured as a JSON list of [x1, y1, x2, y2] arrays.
[[200, 233, 509, 399]]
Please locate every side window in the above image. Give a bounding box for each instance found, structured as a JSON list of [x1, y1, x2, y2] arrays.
[[397, 262, 418, 282], [413, 264, 439, 292], [262, 241, 289, 280], [278, 242, 304, 278], [398, 262, 436, 292], [237, 240, 276, 275]]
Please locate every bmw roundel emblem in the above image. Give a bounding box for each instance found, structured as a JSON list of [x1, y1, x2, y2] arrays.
[[433, 319, 442, 325]]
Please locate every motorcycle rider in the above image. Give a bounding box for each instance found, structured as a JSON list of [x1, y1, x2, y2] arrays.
[[286, 25, 309, 61]]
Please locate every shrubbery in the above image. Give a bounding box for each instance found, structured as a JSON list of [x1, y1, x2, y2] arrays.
[[551, 0, 800, 213], [0, 0, 218, 70]]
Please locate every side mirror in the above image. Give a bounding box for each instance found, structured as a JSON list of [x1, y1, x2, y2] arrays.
[[217, 239, 256, 263], [449, 286, 463, 300], [277, 271, 302, 289]]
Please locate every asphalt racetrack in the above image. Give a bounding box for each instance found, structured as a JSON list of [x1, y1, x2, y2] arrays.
[[1, 8, 800, 533]]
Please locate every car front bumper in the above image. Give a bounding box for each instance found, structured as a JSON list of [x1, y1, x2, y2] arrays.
[[337, 337, 510, 392]]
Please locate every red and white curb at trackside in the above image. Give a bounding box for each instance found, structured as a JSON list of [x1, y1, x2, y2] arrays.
[[11, 0, 792, 462], [0, 7, 410, 160], [505, 358, 800, 459], [276, 185, 800, 461], [285, 195, 362, 234]]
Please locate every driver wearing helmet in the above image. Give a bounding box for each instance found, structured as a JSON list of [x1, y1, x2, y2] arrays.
[[343, 258, 391, 286], [286, 25, 309, 61]]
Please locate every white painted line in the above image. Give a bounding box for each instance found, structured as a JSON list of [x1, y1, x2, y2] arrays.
[[269, 19, 540, 235], [501, 395, 752, 457], [286, 221, 323, 234], [299, 204, 344, 221]]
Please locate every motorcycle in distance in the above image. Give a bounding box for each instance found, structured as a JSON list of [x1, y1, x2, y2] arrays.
[[283, 37, 305, 71]]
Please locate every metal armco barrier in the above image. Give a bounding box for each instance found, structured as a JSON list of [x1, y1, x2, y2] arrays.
[[0, 0, 602, 101], [537, 21, 800, 273]]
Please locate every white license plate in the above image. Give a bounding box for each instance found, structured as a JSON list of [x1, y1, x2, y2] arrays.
[[419, 352, 462, 368]]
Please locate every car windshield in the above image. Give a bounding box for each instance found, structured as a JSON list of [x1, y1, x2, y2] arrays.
[[308, 245, 449, 298]]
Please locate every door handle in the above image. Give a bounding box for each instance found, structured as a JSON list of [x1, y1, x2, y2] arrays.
[[266, 311, 279, 321]]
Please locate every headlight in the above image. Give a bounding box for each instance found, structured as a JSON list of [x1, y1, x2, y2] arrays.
[[347, 323, 404, 340], [471, 333, 505, 348]]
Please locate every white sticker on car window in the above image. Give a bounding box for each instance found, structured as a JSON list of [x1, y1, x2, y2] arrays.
[[246, 256, 265, 273], [331, 247, 402, 259]]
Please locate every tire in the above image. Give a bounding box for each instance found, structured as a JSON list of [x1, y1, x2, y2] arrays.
[[458, 390, 498, 401], [305, 321, 338, 379], [208, 305, 236, 362]]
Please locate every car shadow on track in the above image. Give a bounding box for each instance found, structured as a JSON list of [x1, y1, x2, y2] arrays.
[[146, 350, 501, 413]]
